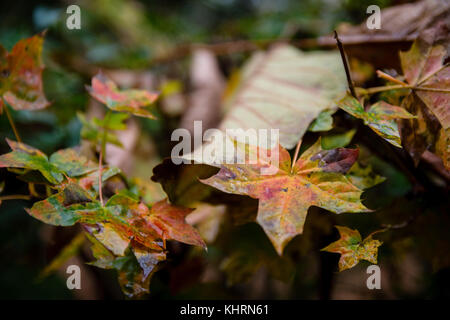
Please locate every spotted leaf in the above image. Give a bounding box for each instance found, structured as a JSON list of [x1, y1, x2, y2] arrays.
[[86, 72, 158, 119], [321, 226, 383, 271], [201, 138, 370, 255], [0, 139, 63, 184], [0, 32, 49, 110], [338, 95, 415, 147]]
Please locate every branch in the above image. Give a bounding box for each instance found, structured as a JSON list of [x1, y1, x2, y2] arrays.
[[334, 30, 356, 98], [98, 110, 112, 207], [3, 104, 21, 142]]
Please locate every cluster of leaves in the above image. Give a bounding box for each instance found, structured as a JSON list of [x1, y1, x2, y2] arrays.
[[0, 33, 206, 298], [0, 19, 448, 298]]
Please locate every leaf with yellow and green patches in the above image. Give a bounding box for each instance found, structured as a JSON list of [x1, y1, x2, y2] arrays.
[[86, 233, 166, 299], [49, 148, 98, 177], [0, 140, 103, 184], [201, 138, 370, 255], [338, 95, 415, 147], [28, 186, 205, 253], [86, 72, 159, 119], [346, 162, 386, 190], [0, 139, 63, 184], [321, 226, 383, 271], [0, 32, 49, 110], [27, 187, 161, 251]]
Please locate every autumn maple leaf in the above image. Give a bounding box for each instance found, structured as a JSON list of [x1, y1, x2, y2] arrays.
[[0, 32, 49, 111], [321, 226, 383, 271], [398, 22, 450, 169], [86, 72, 159, 119], [27, 186, 205, 252], [201, 138, 370, 255]]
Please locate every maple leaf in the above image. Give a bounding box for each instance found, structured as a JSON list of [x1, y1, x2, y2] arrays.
[[27, 186, 205, 253], [398, 22, 450, 168], [338, 95, 415, 147], [49, 148, 98, 177], [0, 32, 49, 110], [321, 226, 383, 271], [86, 233, 165, 299], [0, 139, 98, 184], [86, 72, 159, 119], [201, 138, 370, 255], [346, 162, 386, 190], [0, 139, 63, 184]]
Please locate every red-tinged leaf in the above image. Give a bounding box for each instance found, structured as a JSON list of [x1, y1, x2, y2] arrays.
[[86, 233, 165, 299], [0, 32, 49, 110], [147, 199, 206, 248], [201, 138, 370, 255], [0, 139, 63, 184], [321, 226, 383, 271], [398, 22, 450, 168], [27, 184, 162, 251], [86, 72, 158, 119], [338, 95, 415, 147]]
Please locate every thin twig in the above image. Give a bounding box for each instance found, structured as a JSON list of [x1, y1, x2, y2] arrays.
[[98, 149, 104, 207], [334, 30, 356, 99], [0, 194, 32, 201], [358, 84, 450, 95], [98, 111, 112, 207], [3, 105, 21, 142], [381, 215, 416, 230]]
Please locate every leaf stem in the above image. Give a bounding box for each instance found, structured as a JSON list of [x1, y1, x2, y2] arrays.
[[358, 84, 450, 95], [291, 138, 302, 173], [376, 70, 408, 86], [4, 104, 22, 142], [98, 110, 112, 207], [98, 149, 104, 206], [334, 30, 356, 99], [357, 84, 410, 95]]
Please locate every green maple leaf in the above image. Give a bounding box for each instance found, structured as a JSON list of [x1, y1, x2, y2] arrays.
[[0, 139, 98, 184], [338, 95, 415, 147], [0, 139, 63, 184]]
